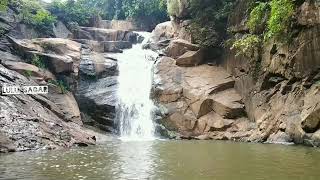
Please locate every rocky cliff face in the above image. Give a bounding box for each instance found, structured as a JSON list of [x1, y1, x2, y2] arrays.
[[223, 0, 320, 146], [0, 7, 98, 152], [0, 37, 96, 153], [0, 6, 141, 152], [152, 0, 320, 146]]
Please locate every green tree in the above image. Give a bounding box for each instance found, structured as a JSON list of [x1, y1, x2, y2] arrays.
[[122, 0, 168, 25], [49, 0, 95, 26], [266, 0, 294, 41], [247, 2, 269, 34], [49, 0, 168, 28], [20, 0, 56, 32], [231, 34, 261, 57], [188, 0, 235, 47], [167, 0, 180, 17], [0, 0, 8, 11], [232, 0, 296, 56]]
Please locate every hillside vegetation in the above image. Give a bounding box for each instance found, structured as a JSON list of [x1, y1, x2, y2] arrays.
[[0, 0, 168, 35]]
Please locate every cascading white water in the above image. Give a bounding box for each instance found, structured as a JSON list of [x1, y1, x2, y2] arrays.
[[115, 32, 158, 141]]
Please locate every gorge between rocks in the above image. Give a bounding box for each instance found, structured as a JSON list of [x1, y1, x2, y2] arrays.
[[1, 0, 320, 179], [1, 27, 319, 179]]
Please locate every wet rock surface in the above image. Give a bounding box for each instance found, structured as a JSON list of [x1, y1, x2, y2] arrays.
[[76, 76, 118, 132]]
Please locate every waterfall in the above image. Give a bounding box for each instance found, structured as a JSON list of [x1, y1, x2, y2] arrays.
[[115, 32, 158, 141]]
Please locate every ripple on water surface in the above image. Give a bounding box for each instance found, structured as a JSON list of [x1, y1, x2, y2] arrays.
[[1, 140, 320, 180]]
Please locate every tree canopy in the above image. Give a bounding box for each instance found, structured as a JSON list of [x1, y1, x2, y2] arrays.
[[0, 0, 8, 11], [48, 0, 168, 27]]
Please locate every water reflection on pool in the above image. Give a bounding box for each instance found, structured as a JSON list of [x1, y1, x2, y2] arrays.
[[1, 137, 320, 180]]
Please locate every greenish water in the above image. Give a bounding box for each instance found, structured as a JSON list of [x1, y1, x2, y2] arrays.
[[1, 138, 320, 180]]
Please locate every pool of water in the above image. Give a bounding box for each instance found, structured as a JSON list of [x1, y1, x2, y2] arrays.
[[1, 138, 320, 180]]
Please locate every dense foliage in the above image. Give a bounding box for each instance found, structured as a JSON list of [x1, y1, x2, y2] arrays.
[[20, 0, 57, 32], [0, 0, 8, 11], [122, 0, 167, 21], [49, 0, 95, 26], [266, 0, 294, 40], [233, 0, 296, 57], [188, 0, 235, 47], [248, 0, 295, 40], [231, 34, 261, 57], [2, 0, 168, 35], [1, 0, 57, 33], [247, 2, 268, 34], [167, 0, 180, 17], [48, 0, 168, 27]]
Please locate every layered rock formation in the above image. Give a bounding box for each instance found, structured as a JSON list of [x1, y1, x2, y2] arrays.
[[154, 56, 252, 140], [0, 40, 95, 153], [151, 0, 320, 146], [0, 6, 141, 152], [222, 0, 320, 146], [92, 17, 148, 31], [72, 27, 140, 132]]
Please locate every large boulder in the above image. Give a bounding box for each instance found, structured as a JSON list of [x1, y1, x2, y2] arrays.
[[266, 131, 292, 144], [165, 39, 200, 58], [8, 37, 81, 75], [53, 21, 72, 38], [311, 130, 320, 146], [197, 112, 234, 133], [154, 56, 251, 139], [146, 19, 193, 51], [1, 60, 55, 82], [94, 19, 145, 31], [80, 51, 118, 78], [301, 108, 320, 133], [31, 86, 83, 125], [189, 98, 213, 119], [176, 50, 204, 67], [73, 27, 139, 43], [76, 76, 118, 132], [75, 39, 132, 53], [211, 90, 246, 119], [74, 39, 105, 52], [150, 21, 175, 43]]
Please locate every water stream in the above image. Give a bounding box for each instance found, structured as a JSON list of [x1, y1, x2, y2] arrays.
[[115, 32, 158, 141]]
